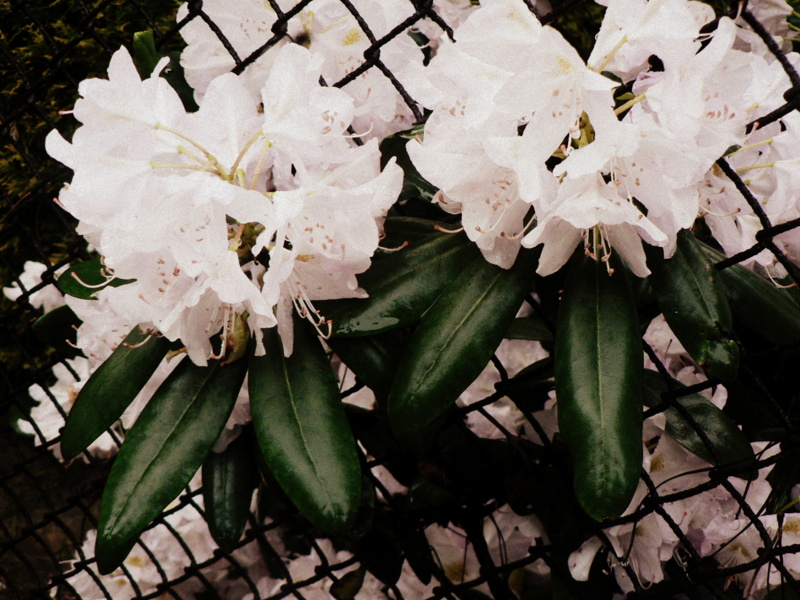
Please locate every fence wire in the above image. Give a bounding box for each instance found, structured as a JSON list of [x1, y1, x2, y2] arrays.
[[3, 0, 800, 598]]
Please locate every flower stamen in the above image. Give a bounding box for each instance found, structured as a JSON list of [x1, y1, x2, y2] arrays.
[[614, 93, 647, 116], [378, 240, 409, 252], [594, 34, 628, 74], [249, 139, 273, 190], [434, 224, 464, 233], [231, 129, 266, 177]]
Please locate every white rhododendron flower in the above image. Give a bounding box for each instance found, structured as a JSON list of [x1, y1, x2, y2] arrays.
[[177, 0, 424, 140], [46, 43, 402, 364], [407, 0, 800, 276]]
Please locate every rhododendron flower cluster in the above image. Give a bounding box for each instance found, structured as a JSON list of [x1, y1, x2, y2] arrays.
[[47, 0, 800, 363], [15, 0, 800, 596], [46, 43, 403, 364], [407, 0, 800, 276]]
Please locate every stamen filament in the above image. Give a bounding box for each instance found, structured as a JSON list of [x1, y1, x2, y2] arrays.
[[475, 202, 513, 235], [156, 122, 230, 180], [231, 129, 266, 176], [229, 223, 246, 251], [699, 206, 742, 217], [735, 161, 775, 174], [123, 334, 154, 349], [249, 139, 273, 190], [150, 162, 221, 175], [378, 240, 409, 252], [725, 138, 774, 157], [766, 268, 798, 289], [156, 123, 214, 159], [614, 93, 646, 116], [594, 35, 628, 74], [777, 496, 800, 513], [343, 118, 375, 138], [434, 224, 464, 233], [501, 213, 537, 240], [70, 271, 116, 289], [177, 145, 207, 166], [318, 15, 349, 34]]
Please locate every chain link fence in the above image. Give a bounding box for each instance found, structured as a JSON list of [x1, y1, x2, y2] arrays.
[[3, 0, 800, 598]]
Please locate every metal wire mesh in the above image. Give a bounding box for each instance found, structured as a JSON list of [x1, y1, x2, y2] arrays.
[[3, 0, 800, 598]]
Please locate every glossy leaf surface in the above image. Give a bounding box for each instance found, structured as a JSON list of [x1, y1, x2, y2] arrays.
[[202, 430, 259, 552], [555, 255, 642, 521], [642, 370, 755, 476], [61, 328, 170, 461], [701, 243, 800, 345], [505, 316, 553, 342], [326, 329, 410, 402], [387, 249, 537, 435], [96, 355, 248, 573], [321, 231, 479, 337], [249, 323, 361, 534], [648, 231, 738, 381]]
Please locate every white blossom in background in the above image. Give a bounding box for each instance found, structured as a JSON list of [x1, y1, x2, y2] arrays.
[[701, 109, 800, 276], [62, 475, 280, 599], [415, 507, 548, 597], [249, 538, 385, 600], [19, 354, 179, 463], [407, 0, 800, 276], [177, 0, 425, 140], [19, 358, 106, 462], [457, 329, 549, 439], [587, 0, 714, 80], [3, 260, 66, 313]]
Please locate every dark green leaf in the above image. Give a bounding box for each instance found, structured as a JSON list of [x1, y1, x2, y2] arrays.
[[505, 316, 553, 342], [321, 231, 479, 337], [96, 355, 248, 573], [202, 430, 260, 552], [61, 328, 170, 461], [555, 254, 642, 521], [32, 305, 82, 359], [330, 566, 366, 600], [345, 405, 417, 487], [249, 323, 361, 534], [381, 216, 451, 246], [352, 509, 405, 586], [494, 356, 555, 410], [407, 477, 457, 510], [647, 231, 738, 381], [701, 243, 800, 345], [327, 329, 411, 402], [642, 370, 755, 477], [132, 31, 161, 79], [56, 258, 134, 300], [387, 249, 537, 435]]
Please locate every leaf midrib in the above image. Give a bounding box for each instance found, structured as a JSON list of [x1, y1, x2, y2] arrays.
[[280, 352, 337, 513], [409, 270, 504, 402], [104, 363, 219, 535]]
